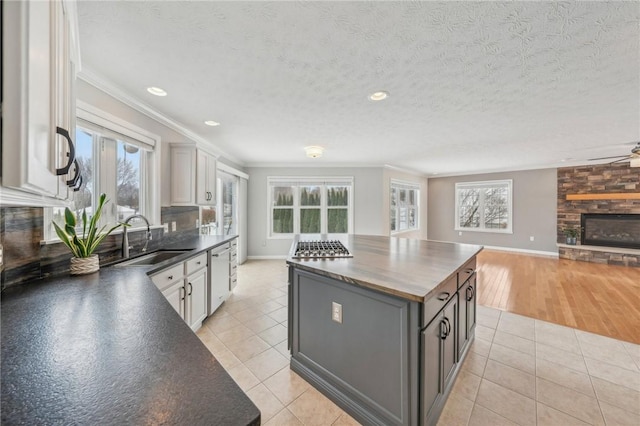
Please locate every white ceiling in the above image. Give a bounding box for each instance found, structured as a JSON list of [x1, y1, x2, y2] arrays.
[[77, 1, 640, 176]]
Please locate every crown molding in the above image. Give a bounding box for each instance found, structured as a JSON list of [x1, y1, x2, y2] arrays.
[[77, 68, 242, 164]]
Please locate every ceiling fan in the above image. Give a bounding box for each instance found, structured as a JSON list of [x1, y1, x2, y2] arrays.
[[588, 142, 640, 167]]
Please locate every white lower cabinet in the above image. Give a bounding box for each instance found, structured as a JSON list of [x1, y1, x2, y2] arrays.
[[162, 280, 186, 319], [150, 242, 238, 329], [186, 268, 208, 329], [151, 252, 208, 331]]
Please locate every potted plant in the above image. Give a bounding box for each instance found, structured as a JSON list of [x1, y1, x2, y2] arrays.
[[53, 193, 128, 275], [563, 226, 580, 245]]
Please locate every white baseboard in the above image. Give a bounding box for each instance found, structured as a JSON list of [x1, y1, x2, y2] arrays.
[[483, 245, 559, 258], [247, 255, 288, 260]]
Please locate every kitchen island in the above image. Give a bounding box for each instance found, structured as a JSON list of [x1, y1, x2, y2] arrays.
[[286, 235, 482, 426], [1, 235, 260, 426]]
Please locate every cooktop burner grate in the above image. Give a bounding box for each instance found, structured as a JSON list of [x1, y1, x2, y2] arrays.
[[293, 240, 353, 259]]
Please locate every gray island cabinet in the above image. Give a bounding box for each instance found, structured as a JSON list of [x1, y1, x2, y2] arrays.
[[286, 235, 482, 426]]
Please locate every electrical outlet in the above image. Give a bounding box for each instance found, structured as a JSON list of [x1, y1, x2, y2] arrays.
[[530, 236, 535, 241], [171, 221, 177, 232], [162, 223, 169, 234], [332, 302, 342, 324], [458, 231, 463, 236]]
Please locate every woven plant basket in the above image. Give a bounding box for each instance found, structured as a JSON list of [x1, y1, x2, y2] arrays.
[[70, 255, 100, 275]]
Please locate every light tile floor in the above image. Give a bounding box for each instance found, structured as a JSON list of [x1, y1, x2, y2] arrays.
[[196, 260, 640, 426]]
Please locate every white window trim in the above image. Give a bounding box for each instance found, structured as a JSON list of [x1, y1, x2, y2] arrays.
[[267, 176, 354, 239], [390, 179, 420, 235], [43, 103, 161, 242], [454, 179, 513, 234]]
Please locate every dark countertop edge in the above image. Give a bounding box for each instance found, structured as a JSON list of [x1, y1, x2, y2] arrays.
[[286, 235, 483, 302]]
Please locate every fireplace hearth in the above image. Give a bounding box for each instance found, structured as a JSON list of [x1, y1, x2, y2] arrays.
[[581, 214, 640, 250]]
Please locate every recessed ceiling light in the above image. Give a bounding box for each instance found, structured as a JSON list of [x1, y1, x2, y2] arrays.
[[204, 120, 220, 127], [369, 91, 389, 101], [147, 86, 167, 96], [305, 146, 324, 158]]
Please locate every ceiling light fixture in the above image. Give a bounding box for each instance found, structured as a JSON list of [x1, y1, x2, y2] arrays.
[[369, 91, 389, 101], [204, 120, 220, 127], [147, 86, 167, 96], [305, 146, 324, 158]]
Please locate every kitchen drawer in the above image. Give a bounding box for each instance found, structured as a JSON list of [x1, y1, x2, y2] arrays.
[[229, 261, 238, 276], [230, 273, 238, 290], [457, 258, 476, 287], [422, 275, 457, 327], [186, 252, 207, 274], [230, 249, 237, 260], [151, 263, 185, 291]]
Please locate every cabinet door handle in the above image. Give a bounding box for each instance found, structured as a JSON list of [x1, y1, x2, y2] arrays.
[[443, 317, 451, 338], [439, 319, 448, 340], [466, 286, 475, 301], [55, 127, 76, 176], [188, 282, 193, 296], [66, 159, 81, 187], [437, 292, 450, 301], [180, 286, 185, 301], [72, 174, 83, 192]]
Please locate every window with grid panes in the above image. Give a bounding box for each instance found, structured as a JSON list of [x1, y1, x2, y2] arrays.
[[455, 180, 512, 233]]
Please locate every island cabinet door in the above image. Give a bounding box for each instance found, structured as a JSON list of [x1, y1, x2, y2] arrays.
[[458, 274, 477, 359], [421, 315, 443, 422], [421, 296, 458, 426]]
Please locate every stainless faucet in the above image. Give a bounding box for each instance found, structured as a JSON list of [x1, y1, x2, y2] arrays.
[[122, 214, 152, 258]]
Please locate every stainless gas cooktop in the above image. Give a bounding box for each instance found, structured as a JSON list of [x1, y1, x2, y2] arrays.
[[292, 240, 353, 259]]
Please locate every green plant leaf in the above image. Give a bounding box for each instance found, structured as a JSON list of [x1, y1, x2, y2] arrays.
[[53, 221, 77, 256], [65, 223, 77, 238], [82, 209, 88, 239], [64, 207, 76, 227]]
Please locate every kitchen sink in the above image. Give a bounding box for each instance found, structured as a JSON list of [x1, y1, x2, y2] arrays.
[[117, 250, 190, 266]]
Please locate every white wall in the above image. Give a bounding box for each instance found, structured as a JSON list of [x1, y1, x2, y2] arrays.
[[246, 167, 385, 257], [427, 168, 558, 253]]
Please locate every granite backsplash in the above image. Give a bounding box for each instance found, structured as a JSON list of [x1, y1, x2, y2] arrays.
[[1, 205, 200, 290]]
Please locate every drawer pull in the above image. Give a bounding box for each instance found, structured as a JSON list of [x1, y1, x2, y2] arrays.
[[196, 261, 201, 265], [464, 268, 474, 273], [168, 275, 173, 280], [437, 292, 450, 301]]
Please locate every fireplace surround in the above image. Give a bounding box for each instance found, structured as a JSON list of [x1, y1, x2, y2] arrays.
[[581, 214, 640, 250]]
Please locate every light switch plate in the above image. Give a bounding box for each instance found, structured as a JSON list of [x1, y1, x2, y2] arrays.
[[332, 302, 342, 323]]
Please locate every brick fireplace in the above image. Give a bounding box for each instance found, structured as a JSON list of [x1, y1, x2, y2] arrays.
[[557, 163, 640, 267]]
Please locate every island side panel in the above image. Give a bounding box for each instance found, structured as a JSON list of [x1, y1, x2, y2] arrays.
[[290, 267, 420, 426]]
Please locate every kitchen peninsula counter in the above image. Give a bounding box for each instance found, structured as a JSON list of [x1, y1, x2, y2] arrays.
[[1, 235, 260, 425], [286, 235, 483, 426]]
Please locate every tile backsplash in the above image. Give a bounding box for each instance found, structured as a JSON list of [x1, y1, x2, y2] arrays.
[[1, 205, 201, 290]]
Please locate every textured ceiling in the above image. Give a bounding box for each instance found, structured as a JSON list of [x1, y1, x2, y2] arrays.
[[77, 1, 640, 175]]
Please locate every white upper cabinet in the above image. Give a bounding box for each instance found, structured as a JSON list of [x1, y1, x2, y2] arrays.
[[1, 0, 80, 206], [196, 149, 216, 206], [170, 144, 217, 206]]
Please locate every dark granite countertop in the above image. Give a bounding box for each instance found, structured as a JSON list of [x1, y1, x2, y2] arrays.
[[286, 235, 483, 302], [1, 235, 260, 425]]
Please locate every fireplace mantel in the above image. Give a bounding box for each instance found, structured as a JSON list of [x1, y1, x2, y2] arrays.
[[566, 193, 640, 201]]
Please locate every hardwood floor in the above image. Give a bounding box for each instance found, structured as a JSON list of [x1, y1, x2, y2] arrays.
[[477, 249, 640, 344]]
